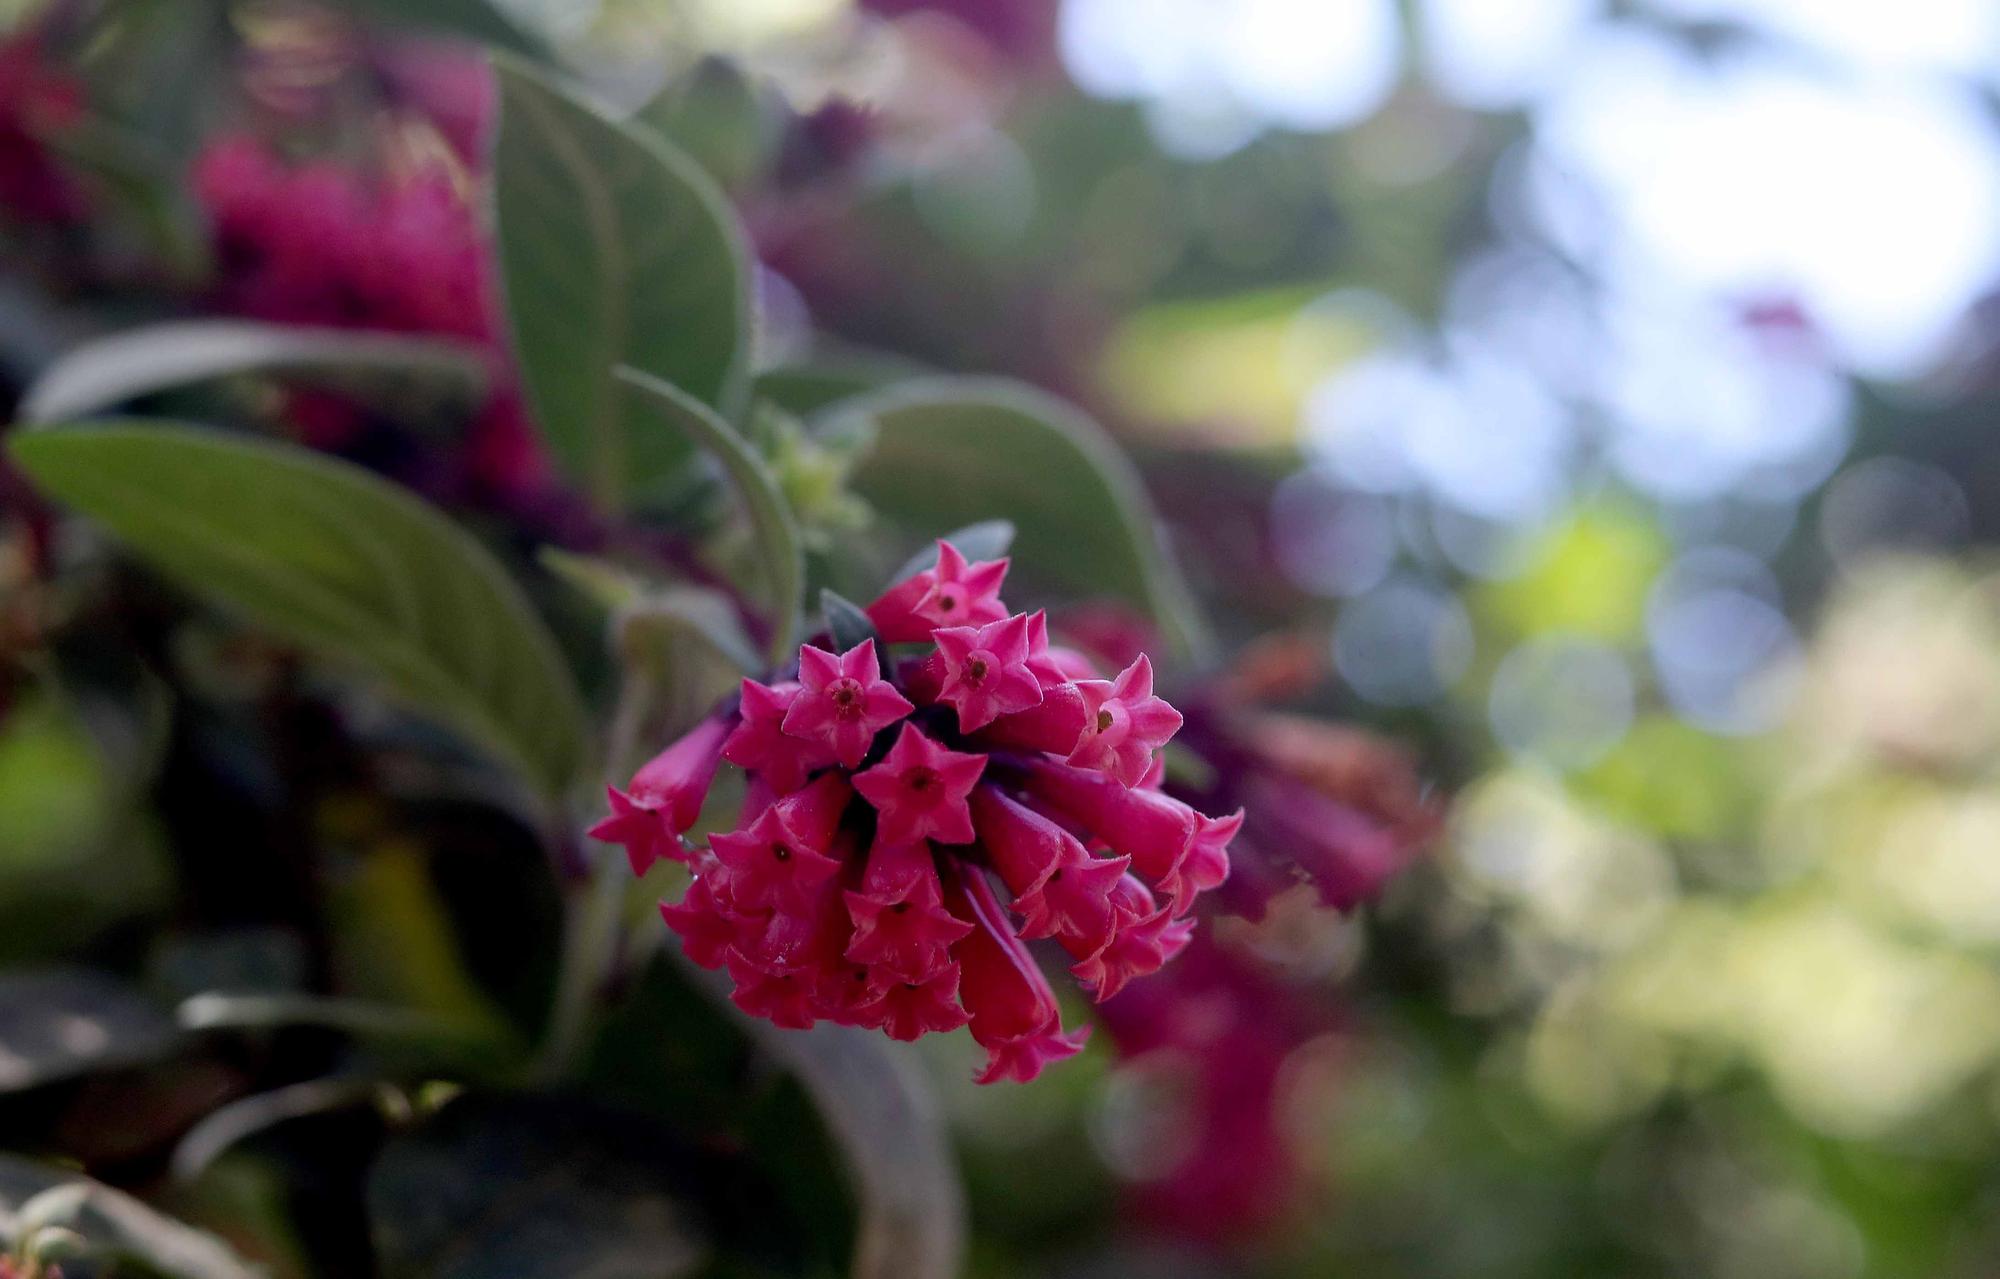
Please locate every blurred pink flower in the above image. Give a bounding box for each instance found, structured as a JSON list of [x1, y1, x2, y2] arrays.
[[1099, 934, 1342, 1244], [191, 134, 550, 498], [0, 32, 85, 224]]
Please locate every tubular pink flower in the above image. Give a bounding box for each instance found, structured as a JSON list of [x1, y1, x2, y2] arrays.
[[854, 965, 972, 1041], [947, 862, 1088, 1084], [1068, 655, 1183, 787], [1156, 809, 1240, 914], [722, 678, 836, 794], [931, 613, 1044, 732], [724, 952, 821, 1029], [852, 723, 986, 845], [1019, 758, 1197, 888], [659, 859, 763, 969], [587, 717, 730, 874], [1025, 611, 1100, 686], [844, 845, 974, 981], [708, 773, 852, 916], [971, 786, 1125, 952], [974, 679, 1090, 755], [864, 540, 1010, 641], [783, 639, 912, 768], [1070, 875, 1195, 1001]]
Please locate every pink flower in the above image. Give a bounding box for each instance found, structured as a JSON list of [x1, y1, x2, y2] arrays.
[[783, 639, 912, 768], [610, 537, 1223, 1082], [845, 841, 973, 980], [1069, 874, 1195, 1001], [864, 541, 1010, 642], [852, 723, 985, 845], [971, 786, 1125, 952], [587, 717, 730, 874], [722, 678, 837, 794], [707, 773, 851, 915], [1019, 758, 1205, 890], [947, 862, 1089, 1084], [931, 613, 1043, 732], [1069, 655, 1182, 787], [854, 965, 972, 1041]]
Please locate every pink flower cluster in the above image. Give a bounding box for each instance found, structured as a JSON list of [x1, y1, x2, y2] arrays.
[[589, 541, 1241, 1082], [191, 135, 546, 497]]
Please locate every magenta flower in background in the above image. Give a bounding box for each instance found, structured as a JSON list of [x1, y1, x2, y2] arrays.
[[1098, 932, 1344, 1244], [0, 32, 84, 224], [191, 133, 550, 499], [590, 539, 1242, 1082]]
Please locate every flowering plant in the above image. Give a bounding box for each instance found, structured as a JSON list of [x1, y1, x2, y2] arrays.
[[0, 3, 1424, 1274], [596, 539, 1237, 1081]]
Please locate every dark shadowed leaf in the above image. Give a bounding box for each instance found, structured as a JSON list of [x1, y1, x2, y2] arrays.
[[18, 320, 487, 424], [832, 378, 1213, 661], [493, 56, 753, 510], [619, 367, 802, 663], [821, 588, 877, 652], [0, 1154, 260, 1278], [890, 519, 1016, 584], [367, 1094, 709, 1279], [7, 424, 590, 801], [674, 957, 962, 1279], [0, 969, 178, 1094]]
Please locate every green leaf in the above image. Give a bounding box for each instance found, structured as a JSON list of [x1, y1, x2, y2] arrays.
[[7, 424, 591, 801], [0, 1154, 261, 1278], [755, 350, 928, 419], [821, 589, 877, 652], [619, 367, 802, 665], [890, 519, 1016, 584], [833, 378, 1214, 661], [493, 55, 753, 510], [322, 0, 545, 55], [633, 58, 774, 190], [170, 1077, 390, 1182], [622, 588, 762, 677], [674, 957, 962, 1279], [18, 320, 487, 424], [0, 969, 178, 1093]]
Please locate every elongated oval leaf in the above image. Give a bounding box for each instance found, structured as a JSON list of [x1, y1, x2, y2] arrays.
[[674, 956, 961, 1279], [619, 367, 802, 664], [0, 1155, 260, 1279], [831, 378, 1214, 661], [890, 518, 1015, 584], [19, 320, 487, 424], [493, 56, 753, 510], [0, 969, 178, 1094], [7, 424, 590, 800]]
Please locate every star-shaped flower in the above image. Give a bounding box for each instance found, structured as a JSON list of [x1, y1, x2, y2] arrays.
[[932, 612, 1044, 732], [722, 679, 837, 794], [854, 965, 972, 1042], [783, 639, 913, 768], [853, 723, 986, 845], [1068, 655, 1183, 788], [586, 717, 731, 874], [708, 774, 852, 916], [864, 540, 1011, 641]]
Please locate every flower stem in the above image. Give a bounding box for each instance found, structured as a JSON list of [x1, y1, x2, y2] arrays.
[[529, 664, 655, 1083], [529, 839, 629, 1083]]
